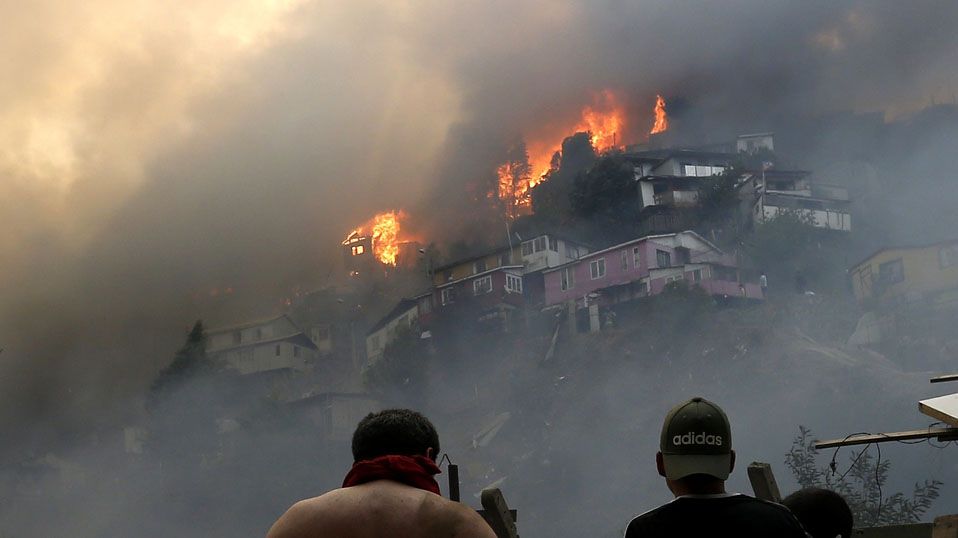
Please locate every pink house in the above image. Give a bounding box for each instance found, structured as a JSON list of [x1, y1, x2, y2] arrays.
[[542, 231, 762, 308]]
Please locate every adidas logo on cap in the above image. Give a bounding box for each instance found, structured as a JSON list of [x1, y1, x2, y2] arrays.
[[672, 431, 724, 447]]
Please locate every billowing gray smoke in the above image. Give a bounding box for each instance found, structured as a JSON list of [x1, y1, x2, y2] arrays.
[[2, 1, 958, 535]]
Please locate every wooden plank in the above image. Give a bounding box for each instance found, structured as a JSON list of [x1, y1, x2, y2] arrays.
[[746, 462, 782, 503], [919, 393, 958, 427], [480, 488, 519, 538], [815, 427, 958, 449], [930, 374, 958, 384], [933, 515, 958, 538]]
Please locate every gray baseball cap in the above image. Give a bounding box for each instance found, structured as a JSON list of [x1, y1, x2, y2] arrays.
[[659, 397, 733, 480]]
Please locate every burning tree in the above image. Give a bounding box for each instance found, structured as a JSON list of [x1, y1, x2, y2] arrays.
[[494, 89, 627, 215], [497, 142, 533, 219]]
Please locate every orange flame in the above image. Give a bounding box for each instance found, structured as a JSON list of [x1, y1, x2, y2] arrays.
[[498, 89, 627, 211], [343, 210, 407, 266], [650, 94, 668, 134]]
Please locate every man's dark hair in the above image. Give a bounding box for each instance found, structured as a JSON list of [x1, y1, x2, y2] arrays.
[[351, 409, 440, 462], [782, 487, 853, 538]]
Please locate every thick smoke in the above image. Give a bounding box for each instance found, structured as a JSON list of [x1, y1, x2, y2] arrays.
[[2, 0, 958, 535]]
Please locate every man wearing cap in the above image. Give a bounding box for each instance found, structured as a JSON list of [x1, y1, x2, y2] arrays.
[[624, 397, 807, 537]]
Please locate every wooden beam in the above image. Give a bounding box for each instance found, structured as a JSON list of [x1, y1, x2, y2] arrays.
[[920, 393, 958, 427], [930, 374, 958, 384], [933, 514, 958, 538], [747, 462, 782, 503], [480, 488, 519, 538], [815, 427, 958, 449]]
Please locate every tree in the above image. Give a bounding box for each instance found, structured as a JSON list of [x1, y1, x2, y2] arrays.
[[569, 153, 638, 243], [498, 142, 533, 219], [362, 325, 431, 407], [149, 320, 214, 403], [785, 426, 942, 527], [531, 132, 596, 223], [743, 209, 851, 294]]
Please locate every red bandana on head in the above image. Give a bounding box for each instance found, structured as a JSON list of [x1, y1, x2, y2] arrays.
[[342, 454, 442, 495]]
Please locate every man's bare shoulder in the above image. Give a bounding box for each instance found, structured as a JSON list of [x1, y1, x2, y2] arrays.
[[266, 482, 496, 538]]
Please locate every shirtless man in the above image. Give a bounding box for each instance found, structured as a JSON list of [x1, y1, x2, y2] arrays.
[[267, 409, 496, 538]]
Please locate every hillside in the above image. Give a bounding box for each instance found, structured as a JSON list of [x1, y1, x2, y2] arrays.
[[398, 292, 955, 537]]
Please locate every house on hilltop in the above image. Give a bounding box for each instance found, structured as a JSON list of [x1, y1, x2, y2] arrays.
[[542, 230, 761, 309], [364, 292, 433, 365], [423, 232, 591, 331], [626, 149, 737, 236], [206, 314, 319, 376], [743, 169, 852, 232], [849, 239, 958, 310]]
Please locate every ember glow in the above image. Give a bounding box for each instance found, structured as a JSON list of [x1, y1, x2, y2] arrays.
[[497, 90, 626, 211], [343, 210, 407, 266], [650, 94, 669, 134]]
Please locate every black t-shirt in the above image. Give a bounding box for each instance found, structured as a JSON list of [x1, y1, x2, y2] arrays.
[[624, 493, 808, 538]]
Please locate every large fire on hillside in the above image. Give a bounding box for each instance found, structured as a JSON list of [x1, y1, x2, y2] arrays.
[[496, 89, 627, 211], [343, 210, 408, 266]]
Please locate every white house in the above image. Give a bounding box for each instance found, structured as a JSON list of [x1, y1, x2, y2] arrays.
[[207, 314, 318, 375], [628, 149, 733, 178], [518, 233, 590, 272], [736, 132, 775, 154], [747, 170, 852, 232], [365, 296, 423, 365]]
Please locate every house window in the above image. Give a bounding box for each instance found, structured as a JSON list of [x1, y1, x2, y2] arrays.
[[621, 250, 629, 271], [879, 258, 905, 285], [275, 344, 281, 357], [473, 275, 493, 295], [293, 346, 300, 358], [312, 325, 330, 342], [499, 252, 511, 266], [631, 247, 640, 268], [534, 236, 547, 252], [548, 237, 558, 252], [521, 241, 534, 256], [568, 246, 580, 259], [440, 288, 454, 305], [675, 246, 691, 265], [940, 245, 958, 269], [419, 296, 433, 315], [590, 258, 606, 280], [505, 274, 523, 293], [351, 245, 365, 256], [691, 269, 703, 282], [656, 249, 671, 268], [560, 267, 575, 291], [473, 259, 486, 274]]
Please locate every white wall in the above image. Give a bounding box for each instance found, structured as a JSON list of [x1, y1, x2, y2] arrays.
[[219, 341, 310, 375], [365, 305, 419, 364], [639, 181, 655, 208], [522, 237, 588, 272], [762, 205, 852, 231]]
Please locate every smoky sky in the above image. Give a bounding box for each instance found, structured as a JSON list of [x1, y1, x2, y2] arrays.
[[3, 0, 958, 446]]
